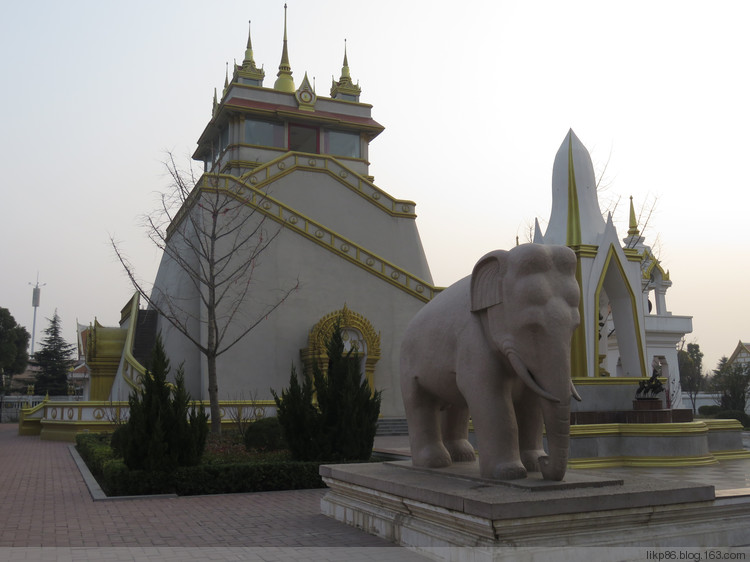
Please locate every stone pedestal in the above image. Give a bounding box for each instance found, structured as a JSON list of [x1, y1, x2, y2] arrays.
[[320, 461, 750, 560], [633, 399, 663, 410]]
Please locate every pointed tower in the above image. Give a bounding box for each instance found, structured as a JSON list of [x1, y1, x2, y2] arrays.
[[537, 131, 648, 387], [274, 4, 295, 93], [145, 10, 436, 420], [330, 40, 362, 102], [235, 20, 265, 87], [536, 131, 692, 410]]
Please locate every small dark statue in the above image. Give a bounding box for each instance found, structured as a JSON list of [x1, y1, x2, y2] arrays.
[[635, 370, 665, 400]]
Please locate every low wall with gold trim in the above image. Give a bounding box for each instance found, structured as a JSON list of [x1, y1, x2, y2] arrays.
[[566, 420, 749, 468], [19, 399, 278, 442]]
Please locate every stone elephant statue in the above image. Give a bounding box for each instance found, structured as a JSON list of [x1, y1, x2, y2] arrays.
[[400, 243, 581, 481]]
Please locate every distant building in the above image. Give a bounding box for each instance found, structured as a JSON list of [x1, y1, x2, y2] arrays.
[[727, 341, 750, 367]]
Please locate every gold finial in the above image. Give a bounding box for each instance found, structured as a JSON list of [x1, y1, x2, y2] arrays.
[[342, 39, 351, 79], [246, 19, 253, 53], [212, 87, 218, 116], [238, 19, 265, 85], [274, 3, 295, 92], [330, 38, 361, 100], [627, 195, 640, 236]]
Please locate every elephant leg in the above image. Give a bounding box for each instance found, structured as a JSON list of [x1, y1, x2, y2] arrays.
[[515, 393, 546, 473], [440, 404, 475, 463], [404, 385, 452, 468], [469, 392, 527, 480]]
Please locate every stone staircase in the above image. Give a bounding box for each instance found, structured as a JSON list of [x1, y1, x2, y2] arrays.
[[376, 417, 409, 436], [132, 310, 158, 367]]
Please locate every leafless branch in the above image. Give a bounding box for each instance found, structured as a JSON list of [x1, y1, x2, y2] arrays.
[[111, 152, 295, 434]]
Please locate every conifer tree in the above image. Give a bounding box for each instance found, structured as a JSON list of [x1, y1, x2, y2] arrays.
[[34, 311, 75, 396], [114, 334, 208, 472], [271, 365, 321, 461], [0, 307, 30, 377], [273, 321, 381, 461], [313, 324, 381, 461]]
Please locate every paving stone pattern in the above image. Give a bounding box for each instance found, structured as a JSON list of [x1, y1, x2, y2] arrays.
[[0, 425, 427, 561]]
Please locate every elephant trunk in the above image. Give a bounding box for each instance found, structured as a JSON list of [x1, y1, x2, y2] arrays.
[[539, 400, 570, 481]]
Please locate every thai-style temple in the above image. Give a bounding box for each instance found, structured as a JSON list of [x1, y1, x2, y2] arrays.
[[26, 12, 750, 470], [98, 7, 436, 419]]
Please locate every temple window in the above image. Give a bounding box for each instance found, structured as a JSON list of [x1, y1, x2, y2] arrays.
[[289, 123, 319, 153], [220, 127, 229, 152], [239, 77, 262, 86], [325, 130, 360, 158], [244, 119, 285, 148]]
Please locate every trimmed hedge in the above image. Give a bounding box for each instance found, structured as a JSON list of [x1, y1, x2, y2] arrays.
[[243, 417, 286, 452], [76, 433, 115, 478], [698, 405, 722, 416], [77, 433, 326, 497], [99, 459, 325, 496], [715, 410, 750, 429], [172, 462, 325, 495]]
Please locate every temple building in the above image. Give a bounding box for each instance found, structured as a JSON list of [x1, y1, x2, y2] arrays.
[[99, 8, 437, 418], [727, 341, 750, 368], [28, 15, 702, 443]]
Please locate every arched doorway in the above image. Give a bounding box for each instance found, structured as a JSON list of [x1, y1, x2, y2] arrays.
[[300, 305, 381, 391]]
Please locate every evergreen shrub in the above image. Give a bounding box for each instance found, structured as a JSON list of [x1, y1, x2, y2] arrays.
[[272, 321, 382, 462], [171, 462, 325, 496], [715, 410, 750, 428], [698, 405, 722, 416], [94, 458, 324, 496], [243, 416, 286, 452], [76, 433, 115, 477], [113, 335, 208, 473]]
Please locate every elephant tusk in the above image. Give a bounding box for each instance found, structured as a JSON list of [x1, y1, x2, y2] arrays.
[[506, 350, 561, 404], [570, 380, 582, 402]]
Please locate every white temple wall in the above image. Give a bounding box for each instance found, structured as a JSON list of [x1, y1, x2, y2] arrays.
[[189, 221, 427, 416], [265, 170, 433, 281]]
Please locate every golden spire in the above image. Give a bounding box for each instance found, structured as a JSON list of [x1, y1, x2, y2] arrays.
[[223, 62, 229, 95], [238, 20, 265, 85], [330, 39, 361, 100], [245, 19, 255, 60], [274, 4, 295, 93], [212, 87, 218, 116], [627, 196, 640, 236]]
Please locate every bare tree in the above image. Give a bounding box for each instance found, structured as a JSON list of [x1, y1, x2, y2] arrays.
[[112, 154, 298, 434]]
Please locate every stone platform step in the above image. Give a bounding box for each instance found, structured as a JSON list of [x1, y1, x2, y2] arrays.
[[376, 417, 409, 436], [320, 461, 750, 555]]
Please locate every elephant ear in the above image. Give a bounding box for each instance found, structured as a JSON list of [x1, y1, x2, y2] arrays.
[[470, 250, 508, 312]]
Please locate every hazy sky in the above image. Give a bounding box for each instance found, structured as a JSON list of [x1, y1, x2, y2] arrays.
[[2, 1, 748, 374]]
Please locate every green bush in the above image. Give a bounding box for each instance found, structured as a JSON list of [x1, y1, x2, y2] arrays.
[[171, 462, 325, 496], [243, 416, 286, 452], [272, 365, 321, 461], [95, 458, 324, 497], [101, 459, 175, 496], [313, 325, 381, 461], [698, 405, 722, 416], [715, 410, 750, 428], [115, 335, 208, 472], [76, 433, 115, 477], [272, 321, 381, 462]]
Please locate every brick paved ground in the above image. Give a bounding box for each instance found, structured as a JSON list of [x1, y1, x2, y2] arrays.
[[0, 425, 427, 561]]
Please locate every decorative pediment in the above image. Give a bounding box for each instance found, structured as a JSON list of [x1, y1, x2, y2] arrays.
[[295, 73, 317, 111]]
